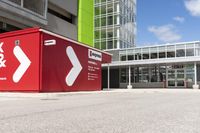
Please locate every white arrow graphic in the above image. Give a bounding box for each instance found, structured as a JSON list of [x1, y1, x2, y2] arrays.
[[13, 46, 31, 83], [66, 46, 82, 86]]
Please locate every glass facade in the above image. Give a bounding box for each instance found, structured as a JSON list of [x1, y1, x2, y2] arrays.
[[120, 66, 166, 83], [102, 41, 200, 88], [94, 0, 136, 50], [118, 42, 200, 61], [119, 64, 195, 86]]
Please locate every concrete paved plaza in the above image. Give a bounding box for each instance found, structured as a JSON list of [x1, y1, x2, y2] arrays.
[[0, 89, 200, 133]]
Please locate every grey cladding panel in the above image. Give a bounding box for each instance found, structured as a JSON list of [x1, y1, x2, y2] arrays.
[[49, 0, 77, 16]]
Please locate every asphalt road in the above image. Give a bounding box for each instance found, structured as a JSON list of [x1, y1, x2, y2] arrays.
[[0, 90, 200, 133]]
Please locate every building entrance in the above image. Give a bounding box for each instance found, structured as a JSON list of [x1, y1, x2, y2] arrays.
[[167, 69, 185, 88]]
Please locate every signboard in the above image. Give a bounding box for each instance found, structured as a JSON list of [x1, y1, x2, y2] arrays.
[[0, 28, 111, 92], [41, 33, 103, 92], [0, 30, 40, 91]]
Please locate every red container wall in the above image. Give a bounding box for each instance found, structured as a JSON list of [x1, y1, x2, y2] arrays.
[[41, 33, 104, 92], [0, 30, 41, 92], [0, 28, 111, 92]]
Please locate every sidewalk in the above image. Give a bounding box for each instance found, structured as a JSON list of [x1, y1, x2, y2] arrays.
[[0, 89, 199, 98]]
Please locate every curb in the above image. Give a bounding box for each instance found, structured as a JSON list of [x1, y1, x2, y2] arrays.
[[0, 89, 199, 98]]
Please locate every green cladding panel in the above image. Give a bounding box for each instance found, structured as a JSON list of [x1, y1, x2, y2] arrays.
[[78, 0, 94, 47]]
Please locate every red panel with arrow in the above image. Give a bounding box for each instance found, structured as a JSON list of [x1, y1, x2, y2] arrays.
[[0, 28, 112, 92]]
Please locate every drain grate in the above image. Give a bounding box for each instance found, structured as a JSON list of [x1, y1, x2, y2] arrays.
[[40, 98, 59, 100]]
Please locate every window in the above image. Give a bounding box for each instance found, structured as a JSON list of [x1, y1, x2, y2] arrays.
[[101, 41, 106, 50], [120, 55, 126, 61], [143, 53, 149, 60], [24, 0, 46, 16], [114, 15, 118, 25], [107, 41, 113, 49], [186, 49, 194, 56], [195, 43, 200, 56], [142, 67, 149, 83], [8, 0, 21, 5], [176, 44, 185, 57], [128, 55, 134, 60], [107, 4, 113, 14], [95, 42, 100, 49], [101, 17, 106, 26], [159, 52, 165, 58], [114, 3, 119, 13], [176, 49, 185, 57], [131, 67, 135, 83], [186, 44, 194, 56], [150, 67, 158, 82], [120, 68, 127, 83], [95, 30, 100, 39], [95, 18, 100, 27], [150, 48, 158, 59], [113, 28, 118, 38], [95, 0, 100, 4], [101, 30, 106, 39], [107, 16, 113, 25], [101, 5, 106, 15], [142, 48, 149, 60], [134, 67, 139, 83], [151, 53, 157, 59], [48, 8, 73, 24], [159, 66, 166, 82], [95, 7, 100, 16], [8, 0, 47, 17], [135, 53, 141, 60], [167, 46, 175, 58], [186, 64, 194, 82], [107, 30, 113, 38], [114, 40, 118, 48], [167, 52, 175, 58]]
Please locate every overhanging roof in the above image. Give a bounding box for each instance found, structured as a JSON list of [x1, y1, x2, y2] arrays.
[[102, 56, 200, 67]]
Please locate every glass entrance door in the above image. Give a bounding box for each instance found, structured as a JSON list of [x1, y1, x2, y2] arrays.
[[168, 70, 176, 87], [176, 69, 185, 87], [167, 69, 185, 88]]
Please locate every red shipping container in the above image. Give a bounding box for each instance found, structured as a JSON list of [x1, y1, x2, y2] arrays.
[[0, 28, 111, 92]]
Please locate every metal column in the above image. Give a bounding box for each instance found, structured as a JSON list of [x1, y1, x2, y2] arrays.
[[127, 65, 132, 89], [129, 66, 131, 86], [193, 62, 199, 89], [107, 64, 110, 90], [194, 62, 197, 85]]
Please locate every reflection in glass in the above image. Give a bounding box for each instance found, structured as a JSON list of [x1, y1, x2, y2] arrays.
[[176, 49, 185, 57], [128, 55, 134, 60], [168, 80, 175, 87], [186, 49, 194, 56], [177, 80, 184, 86], [159, 52, 165, 58], [167, 52, 175, 58], [24, 0, 46, 16], [151, 53, 157, 59], [120, 68, 127, 83], [8, 0, 21, 5]]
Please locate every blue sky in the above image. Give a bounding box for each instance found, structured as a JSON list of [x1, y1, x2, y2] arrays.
[[137, 0, 200, 46]]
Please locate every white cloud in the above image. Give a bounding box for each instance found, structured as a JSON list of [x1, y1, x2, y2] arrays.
[[173, 16, 185, 23], [148, 24, 181, 42], [185, 0, 200, 17]]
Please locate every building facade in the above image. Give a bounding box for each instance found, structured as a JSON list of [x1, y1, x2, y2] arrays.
[[0, 0, 78, 40], [103, 41, 200, 89], [78, 0, 94, 47], [94, 0, 136, 50], [1, 0, 199, 89]]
